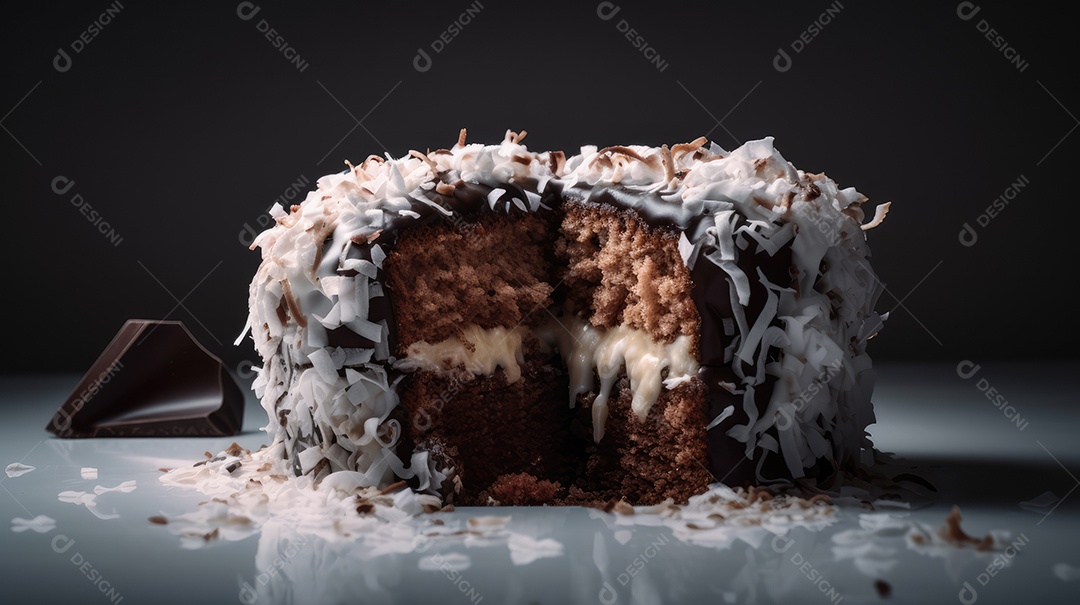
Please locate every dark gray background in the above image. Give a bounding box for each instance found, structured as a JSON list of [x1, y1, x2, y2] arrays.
[[2, 1, 1075, 373]]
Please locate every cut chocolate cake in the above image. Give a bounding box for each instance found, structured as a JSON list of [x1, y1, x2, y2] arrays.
[[240, 130, 890, 506]]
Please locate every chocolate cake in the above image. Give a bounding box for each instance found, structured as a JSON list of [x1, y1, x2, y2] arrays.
[[239, 130, 890, 506]]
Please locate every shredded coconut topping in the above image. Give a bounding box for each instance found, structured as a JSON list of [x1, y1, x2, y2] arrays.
[[240, 130, 889, 495]]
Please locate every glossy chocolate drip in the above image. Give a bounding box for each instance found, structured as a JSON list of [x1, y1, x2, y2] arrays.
[[691, 223, 808, 485], [577, 185, 692, 230]]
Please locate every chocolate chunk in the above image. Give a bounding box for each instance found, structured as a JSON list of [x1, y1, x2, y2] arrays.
[[46, 320, 244, 438]]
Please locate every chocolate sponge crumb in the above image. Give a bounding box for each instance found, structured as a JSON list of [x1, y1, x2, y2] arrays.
[[557, 201, 700, 351], [387, 200, 712, 506], [386, 210, 557, 349], [482, 473, 564, 505]]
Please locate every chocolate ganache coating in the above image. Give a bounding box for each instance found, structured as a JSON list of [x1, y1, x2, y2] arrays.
[[241, 130, 889, 494]]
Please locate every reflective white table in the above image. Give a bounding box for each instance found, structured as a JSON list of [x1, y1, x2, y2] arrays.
[[2, 362, 1078, 604]]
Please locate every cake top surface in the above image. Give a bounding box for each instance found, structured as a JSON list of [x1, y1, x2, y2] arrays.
[[250, 129, 887, 263]]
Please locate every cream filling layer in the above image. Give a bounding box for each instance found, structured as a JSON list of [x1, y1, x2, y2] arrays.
[[397, 325, 528, 383], [398, 317, 699, 443], [537, 316, 698, 442]]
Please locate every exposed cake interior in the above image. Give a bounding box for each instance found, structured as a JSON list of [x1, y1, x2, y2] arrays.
[[386, 205, 711, 504]]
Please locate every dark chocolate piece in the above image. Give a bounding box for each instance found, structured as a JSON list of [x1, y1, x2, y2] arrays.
[[46, 320, 244, 438]]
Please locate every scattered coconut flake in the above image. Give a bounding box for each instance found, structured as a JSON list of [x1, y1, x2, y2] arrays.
[[592, 484, 837, 550], [467, 515, 511, 529], [58, 490, 118, 521], [934, 506, 996, 551], [5, 463, 35, 478], [1019, 491, 1060, 514], [1054, 562, 1080, 581], [832, 527, 900, 577], [706, 405, 735, 430], [163, 501, 258, 549], [861, 201, 891, 230], [80, 467, 98, 480], [859, 513, 911, 537], [418, 552, 471, 571], [508, 533, 564, 565], [159, 445, 441, 547], [904, 507, 1011, 557], [11, 515, 56, 534], [58, 490, 92, 505], [95, 480, 137, 495], [370, 244, 386, 268], [57, 480, 136, 520]]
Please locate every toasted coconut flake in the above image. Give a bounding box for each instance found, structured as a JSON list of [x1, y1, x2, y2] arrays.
[[548, 150, 566, 175], [671, 136, 708, 160], [592, 145, 652, 167], [280, 280, 306, 328], [660, 144, 676, 183], [861, 201, 892, 231], [409, 150, 439, 173], [467, 515, 511, 528], [938, 506, 995, 551], [379, 480, 408, 495]]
